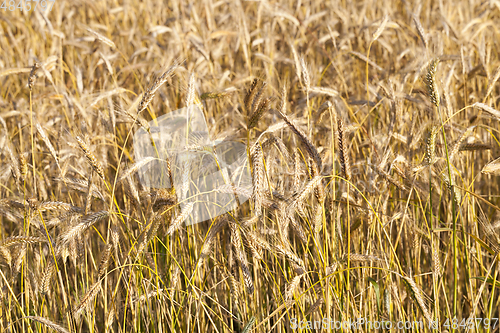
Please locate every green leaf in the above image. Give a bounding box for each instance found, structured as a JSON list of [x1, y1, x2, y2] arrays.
[[368, 277, 381, 313], [471, 277, 500, 288]]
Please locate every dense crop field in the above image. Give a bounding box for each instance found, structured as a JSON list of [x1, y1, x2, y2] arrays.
[[1, 0, 500, 331]]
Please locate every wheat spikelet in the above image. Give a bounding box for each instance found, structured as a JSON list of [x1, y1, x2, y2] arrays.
[[384, 287, 392, 316], [308, 86, 339, 97], [105, 308, 115, 331], [278, 84, 287, 114], [167, 202, 194, 235], [425, 125, 438, 165], [200, 90, 234, 100], [25, 316, 70, 333], [40, 259, 56, 295], [137, 61, 179, 115], [136, 206, 169, 256], [337, 118, 351, 180], [473, 102, 500, 120], [216, 184, 253, 198], [326, 263, 338, 276], [86, 28, 116, 48], [118, 156, 156, 182], [251, 144, 264, 215], [229, 221, 245, 264], [459, 142, 491, 151], [432, 241, 441, 277], [285, 273, 304, 301], [342, 253, 382, 263], [276, 203, 290, 241], [262, 135, 291, 161], [244, 78, 261, 113], [245, 230, 272, 252], [36, 121, 60, 170], [313, 203, 323, 235], [55, 177, 105, 200], [288, 175, 323, 210], [425, 58, 440, 107], [5, 140, 21, 183], [126, 175, 141, 206], [251, 81, 267, 115], [289, 216, 308, 243], [274, 242, 304, 267], [171, 264, 181, 292], [198, 217, 227, 266], [38, 201, 81, 213], [72, 281, 102, 318], [228, 270, 240, 306], [98, 242, 112, 278], [370, 164, 408, 191], [242, 317, 256, 333], [11, 244, 26, 276], [248, 97, 272, 129], [309, 297, 326, 317], [277, 109, 322, 170], [61, 210, 109, 244], [0, 246, 12, 267], [412, 15, 427, 48], [300, 57, 310, 93], [372, 15, 389, 41], [229, 221, 253, 294], [450, 126, 475, 160], [348, 51, 384, 71], [310, 159, 324, 201], [19, 152, 28, 181], [240, 261, 254, 294], [28, 62, 41, 90], [178, 159, 191, 200], [76, 136, 105, 179], [478, 213, 500, 253], [0, 236, 46, 247], [242, 229, 263, 260], [402, 275, 432, 323]]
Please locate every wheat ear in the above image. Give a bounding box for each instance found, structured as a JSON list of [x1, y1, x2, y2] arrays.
[[167, 202, 194, 235], [402, 275, 433, 323], [277, 109, 322, 170], [137, 61, 180, 115], [337, 118, 351, 180], [72, 281, 102, 318], [24, 316, 70, 333], [76, 136, 105, 179]]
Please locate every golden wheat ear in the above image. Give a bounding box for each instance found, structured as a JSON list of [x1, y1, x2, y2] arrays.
[[243, 78, 261, 115], [425, 58, 440, 107], [337, 118, 351, 181], [76, 136, 105, 180]]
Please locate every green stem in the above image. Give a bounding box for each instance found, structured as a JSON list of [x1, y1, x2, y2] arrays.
[[437, 104, 457, 326]]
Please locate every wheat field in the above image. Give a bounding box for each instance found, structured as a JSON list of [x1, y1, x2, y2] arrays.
[[1, 0, 500, 332]]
